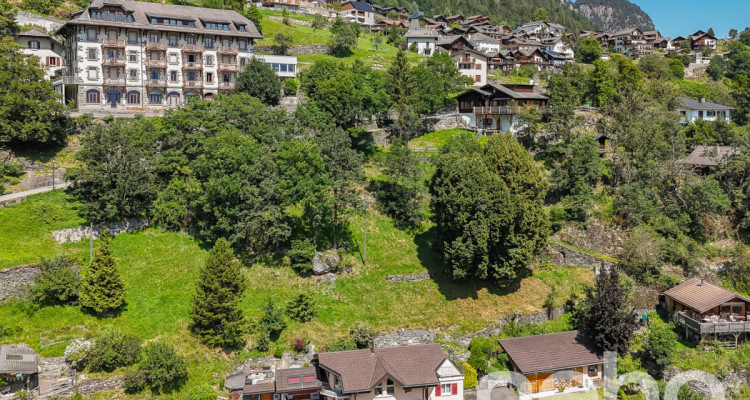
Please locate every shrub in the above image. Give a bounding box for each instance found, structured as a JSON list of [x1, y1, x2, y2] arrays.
[[261, 298, 287, 335], [273, 347, 284, 358], [287, 293, 316, 323], [643, 323, 678, 379], [29, 255, 80, 305], [293, 338, 306, 352], [140, 342, 188, 393], [88, 328, 141, 372], [463, 363, 478, 389], [187, 385, 216, 400], [349, 323, 374, 349], [325, 338, 357, 351], [287, 239, 316, 273], [256, 328, 270, 352], [64, 339, 93, 371], [284, 79, 298, 96], [467, 336, 500, 374], [123, 370, 147, 394]]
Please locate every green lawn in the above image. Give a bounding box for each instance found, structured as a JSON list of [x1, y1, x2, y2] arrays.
[[0, 190, 86, 268], [409, 129, 476, 150], [0, 189, 594, 398]]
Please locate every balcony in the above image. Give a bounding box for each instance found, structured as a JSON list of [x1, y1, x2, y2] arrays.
[[146, 79, 167, 87], [102, 58, 126, 67], [145, 41, 168, 51], [217, 46, 238, 55], [103, 77, 126, 86], [146, 59, 167, 69], [183, 81, 204, 90], [183, 61, 203, 70], [101, 38, 126, 48], [473, 106, 553, 115], [218, 63, 238, 72], [182, 43, 204, 53], [677, 312, 750, 335], [218, 82, 235, 90]]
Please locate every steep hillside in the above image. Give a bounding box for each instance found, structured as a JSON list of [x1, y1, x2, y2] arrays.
[[379, 0, 598, 32], [574, 0, 655, 32]]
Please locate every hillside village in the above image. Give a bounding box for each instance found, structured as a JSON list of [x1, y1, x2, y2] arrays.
[[2, 0, 750, 400]]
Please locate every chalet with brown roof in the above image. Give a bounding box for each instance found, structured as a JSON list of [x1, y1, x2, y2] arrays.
[[455, 83, 550, 133], [680, 145, 739, 174], [499, 331, 603, 397], [436, 36, 473, 55], [689, 30, 717, 51], [664, 278, 750, 347], [317, 344, 463, 400]]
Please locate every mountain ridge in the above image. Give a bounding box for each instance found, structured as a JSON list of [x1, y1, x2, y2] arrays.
[[573, 0, 655, 32]]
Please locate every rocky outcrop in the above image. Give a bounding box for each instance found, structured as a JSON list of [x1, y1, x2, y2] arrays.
[[574, 0, 655, 32], [316, 273, 337, 285], [312, 252, 339, 275], [0, 264, 41, 303], [556, 219, 628, 259], [373, 328, 436, 348], [386, 272, 431, 283], [51, 218, 149, 244]]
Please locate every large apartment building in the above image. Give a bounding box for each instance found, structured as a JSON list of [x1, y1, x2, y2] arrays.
[[56, 0, 262, 112]]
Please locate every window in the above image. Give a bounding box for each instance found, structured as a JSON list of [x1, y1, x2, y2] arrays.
[[86, 89, 100, 103], [87, 67, 97, 80], [588, 365, 597, 374], [150, 33, 159, 42], [374, 383, 383, 396], [187, 36, 196, 44], [188, 21, 195, 27], [170, 70, 178, 81], [238, 25, 246, 31], [169, 35, 178, 46], [187, 71, 197, 81], [149, 93, 162, 104], [439, 384, 452, 396], [29, 41, 40, 49], [128, 91, 140, 104], [280, 64, 287, 72], [289, 64, 295, 72], [205, 55, 214, 65], [151, 18, 157, 24], [187, 54, 196, 63], [47, 57, 59, 66], [129, 69, 137, 79], [222, 73, 231, 82], [239, 57, 246, 66], [272, 63, 280, 72], [129, 53, 137, 62], [302, 376, 316, 382], [127, 31, 138, 44], [239, 40, 247, 50], [386, 379, 394, 394], [205, 38, 213, 48], [206, 72, 213, 83], [87, 28, 97, 41], [287, 377, 301, 385], [150, 70, 159, 79]]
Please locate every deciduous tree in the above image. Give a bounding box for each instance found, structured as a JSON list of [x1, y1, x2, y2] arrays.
[[236, 58, 282, 106]]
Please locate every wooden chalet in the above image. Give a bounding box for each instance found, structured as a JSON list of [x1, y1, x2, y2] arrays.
[[499, 331, 603, 396], [455, 83, 550, 132], [664, 278, 750, 347], [436, 35, 473, 54]]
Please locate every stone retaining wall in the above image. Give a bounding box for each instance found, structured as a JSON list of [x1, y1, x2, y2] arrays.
[[75, 376, 124, 395], [374, 328, 436, 348], [0, 264, 41, 303], [267, 15, 312, 26], [547, 241, 618, 270], [254, 45, 329, 55], [51, 218, 149, 244]]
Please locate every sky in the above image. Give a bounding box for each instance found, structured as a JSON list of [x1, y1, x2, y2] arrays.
[[628, 0, 750, 38]]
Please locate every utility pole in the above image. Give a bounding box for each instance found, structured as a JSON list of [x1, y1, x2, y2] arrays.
[[363, 200, 368, 266]]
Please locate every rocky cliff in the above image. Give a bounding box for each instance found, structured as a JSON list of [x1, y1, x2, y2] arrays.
[[574, 0, 655, 32]]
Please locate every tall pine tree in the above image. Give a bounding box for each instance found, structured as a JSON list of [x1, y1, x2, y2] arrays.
[[581, 268, 637, 354], [387, 50, 420, 140], [80, 233, 126, 314], [189, 238, 247, 348]]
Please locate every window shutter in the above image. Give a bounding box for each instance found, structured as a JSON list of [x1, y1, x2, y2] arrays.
[[435, 385, 441, 396], [452, 383, 457, 395]]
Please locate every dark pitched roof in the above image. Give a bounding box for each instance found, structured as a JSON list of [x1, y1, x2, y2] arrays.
[[485, 83, 548, 100], [469, 33, 498, 43], [664, 277, 750, 313], [681, 145, 739, 167], [318, 344, 446, 394], [17, 28, 51, 37], [344, 1, 374, 12], [679, 97, 734, 111], [498, 331, 602, 375], [275, 367, 321, 393], [60, 0, 261, 39], [0, 344, 39, 375]]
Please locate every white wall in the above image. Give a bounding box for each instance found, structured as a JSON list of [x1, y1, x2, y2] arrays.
[[15, 36, 64, 81], [407, 37, 436, 56], [454, 52, 487, 86]]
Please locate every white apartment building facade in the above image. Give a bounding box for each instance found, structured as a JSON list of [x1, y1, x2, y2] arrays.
[[57, 0, 262, 113], [15, 28, 65, 81]]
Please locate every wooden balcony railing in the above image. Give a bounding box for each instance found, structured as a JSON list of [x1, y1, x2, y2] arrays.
[[146, 59, 167, 69], [101, 38, 126, 48], [217, 46, 238, 55], [182, 43, 204, 53], [145, 41, 168, 51], [102, 58, 126, 67], [473, 106, 552, 115], [218, 63, 238, 72], [677, 312, 750, 335]]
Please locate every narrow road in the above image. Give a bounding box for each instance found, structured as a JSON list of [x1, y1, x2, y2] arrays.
[[0, 182, 71, 204]]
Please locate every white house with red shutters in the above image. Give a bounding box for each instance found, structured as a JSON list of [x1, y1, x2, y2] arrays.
[[14, 28, 65, 81], [452, 49, 488, 86]]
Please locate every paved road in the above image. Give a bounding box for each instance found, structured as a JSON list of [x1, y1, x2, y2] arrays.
[[0, 182, 71, 204]]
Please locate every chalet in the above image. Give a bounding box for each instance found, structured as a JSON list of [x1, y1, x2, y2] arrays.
[[0, 345, 39, 395], [499, 331, 603, 397], [611, 27, 652, 59], [487, 50, 514, 75], [339, 1, 375, 26], [540, 37, 574, 59], [14, 28, 65, 81], [677, 97, 734, 124], [504, 38, 542, 52], [652, 37, 674, 50], [665, 278, 750, 347], [642, 30, 662, 43], [375, 6, 407, 20], [433, 15, 450, 24], [224, 368, 275, 399], [455, 83, 550, 133], [672, 36, 688, 49], [231, 367, 321, 400], [516, 20, 565, 38], [690, 31, 717, 51], [276, 367, 322, 400], [406, 19, 439, 56], [514, 48, 547, 70], [445, 15, 465, 24], [436, 36, 473, 55], [680, 145, 739, 174], [452, 49, 488, 86], [469, 33, 501, 54], [317, 344, 464, 400], [467, 15, 490, 24], [475, 26, 506, 40]]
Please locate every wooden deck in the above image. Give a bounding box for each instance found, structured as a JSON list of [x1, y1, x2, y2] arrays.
[[677, 312, 750, 335]]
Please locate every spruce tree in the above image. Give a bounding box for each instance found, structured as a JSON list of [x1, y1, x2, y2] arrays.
[[80, 233, 126, 314], [581, 269, 637, 354], [286, 293, 316, 323], [189, 238, 247, 348]]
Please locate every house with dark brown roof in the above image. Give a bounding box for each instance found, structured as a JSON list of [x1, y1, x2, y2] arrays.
[[680, 145, 739, 174], [498, 331, 603, 397], [664, 278, 750, 347], [317, 344, 463, 400], [455, 83, 550, 133]]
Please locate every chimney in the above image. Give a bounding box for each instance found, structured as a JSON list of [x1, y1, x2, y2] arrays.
[[370, 337, 375, 353], [699, 278, 705, 287], [700, 97, 706, 104]]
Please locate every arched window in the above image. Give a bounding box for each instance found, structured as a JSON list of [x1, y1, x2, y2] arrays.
[[86, 89, 100, 104], [148, 91, 162, 104], [127, 90, 140, 104]]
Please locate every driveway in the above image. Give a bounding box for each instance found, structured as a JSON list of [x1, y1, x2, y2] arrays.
[[464, 387, 519, 400]]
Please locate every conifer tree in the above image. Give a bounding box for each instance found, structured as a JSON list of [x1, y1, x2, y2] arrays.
[[189, 238, 247, 348], [286, 293, 316, 323], [581, 268, 637, 354], [80, 233, 126, 314]]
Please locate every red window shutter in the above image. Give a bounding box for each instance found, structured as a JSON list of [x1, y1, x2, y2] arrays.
[[436, 385, 441, 396], [452, 383, 457, 395]]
